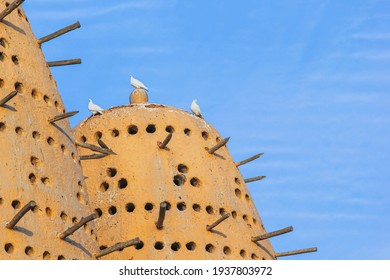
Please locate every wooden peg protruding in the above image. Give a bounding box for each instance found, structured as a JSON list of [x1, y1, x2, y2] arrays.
[[235, 153, 264, 167], [206, 213, 231, 231], [251, 226, 293, 242], [244, 175, 266, 183], [6, 200, 36, 229], [0, 90, 18, 107], [75, 141, 115, 155], [58, 213, 98, 240], [0, 0, 25, 21], [155, 202, 167, 229], [275, 247, 318, 258], [94, 238, 140, 259], [38, 21, 81, 44], [158, 133, 172, 150], [47, 59, 81, 67], [205, 137, 230, 154], [48, 111, 79, 123]]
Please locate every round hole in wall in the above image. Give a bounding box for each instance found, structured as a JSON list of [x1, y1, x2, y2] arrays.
[[15, 127, 24, 135], [58, 255, 65, 260], [31, 89, 41, 100], [144, 203, 153, 211], [0, 122, 5, 132], [192, 204, 201, 212], [0, 37, 8, 47], [41, 177, 50, 185], [0, 78, 4, 88], [29, 173, 37, 184], [72, 217, 78, 224], [128, 125, 138, 135], [43, 95, 51, 105], [47, 137, 55, 145], [80, 136, 87, 142], [235, 188, 242, 198], [245, 194, 250, 201], [154, 242, 164, 250], [171, 242, 180, 251], [184, 128, 191, 136], [43, 251, 51, 260], [60, 211, 68, 221], [11, 200, 21, 209], [190, 177, 201, 187], [106, 167, 117, 177], [11, 55, 19, 65], [177, 202, 186, 211], [234, 177, 241, 185], [94, 208, 103, 217], [100, 182, 109, 192], [60, 144, 66, 153], [242, 214, 248, 222], [173, 174, 186, 186], [108, 206, 117, 215], [118, 178, 128, 189], [4, 243, 14, 253], [253, 218, 257, 225], [186, 242, 196, 251], [0, 51, 5, 61], [32, 131, 41, 140], [223, 246, 231, 255], [202, 131, 209, 140], [231, 211, 237, 218], [251, 253, 259, 260], [94, 131, 102, 140], [219, 208, 226, 215], [30, 156, 40, 167], [240, 249, 246, 258], [135, 241, 144, 250], [45, 207, 52, 217], [165, 125, 174, 133], [111, 129, 119, 137], [216, 136, 221, 142], [205, 244, 215, 253], [177, 164, 188, 173], [206, 206, 214, 214], [125, 203, 135, 212], [99, 245, 107, 250], [146, 124, 156, 133]]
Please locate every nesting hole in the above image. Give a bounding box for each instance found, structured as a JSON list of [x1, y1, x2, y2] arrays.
[[14, 82, 23, 92], [43, 251, 51, 260], [60, 144, 67, 154], [41, 177, 50, 185], [0, 197, 3, 205], [94, 131, 102, 140], [15, 127, 25, 135], [202, 131, 209, 140], [47, 137, 55, 145], [144, 203, 153, 211], [206, 206, 214, 214], [251, 253, 259, 260], [165, 125, 174, 133], [118, 178, 128, 189], [31, 89, 41, 100], [186, 242, 196, 251], [0, 51, 5, 61], [219, 208, 226, 215], [216, 136, 222, 142], [100, 182, 109, 192], [235, 188, 242, 198], [106, 167, 117, 177], [45, 207, 52, 217], [108, 206, 117, 215], [184, 128, 191, 136], [128, 125, 138, 135], [99, 245, 107, 251], [58, 255, 65, 260], [177, 164, 189, 173], [232, 211, 237, 218], [0, 78, 4, 88], [11, 200, 21, 209], [245, 194, 250, 201], [146, 124, 156, 133], [235, 177, 241, 185], [94, 208, 103, 217], [43, 95, 51, 105], [72, 217, 78, 224], [29, 173, 37, 184], [171, 242, 180, 251], [80, 136, 87, 142], [193, 204, 201, 212], [190, 177, 201, 187], [0, 122, 5, 132], [173, 174, 186, 186], [206, 244, 215, 253], [177, 202, 186, 211], [60, 211, 68, 221], [223, 246, 231, 255], [4, 243, 14, 254], [154, 242, 164, 250], [11, 55, 19, 65], [243, 214, 248, 222], [30, 156, 41, 167], [125, 203, 135, 212], [32, 131, 41, 140], [111, 129, 119, 137], [240, 249, 247, 258], [0, 37, 8, 47], [135, 241, 144, 250]]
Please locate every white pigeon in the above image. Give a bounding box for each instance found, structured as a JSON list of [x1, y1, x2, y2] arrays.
[[190, 99, 203, 118], [130, 75, 148, 91], [88, 98, 104, 115]]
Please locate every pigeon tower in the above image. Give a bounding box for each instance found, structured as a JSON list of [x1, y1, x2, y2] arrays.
[[0, 0, 98, 259]]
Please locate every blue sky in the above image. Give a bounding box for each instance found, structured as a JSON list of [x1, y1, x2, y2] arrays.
[[23, 0, 390, 259]]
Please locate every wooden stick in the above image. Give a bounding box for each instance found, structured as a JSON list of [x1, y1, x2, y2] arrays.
[[47, 59, 81, 67], [275, 247, 317, 258], [95, 238, 140, 259], [6, 200, 36, 229], [205, 137, 230, 154], [155, 202, 167, 229], [235, 153, 264, 167], [80, 153, 108, 160], [206, 213, 231, 231], [0, 0, 25, 21], [251, 226, 293, 242], [0, 90, 18, 107], [244, 175, 266, 183], [158, 133, 172, 150], [48, 111, 79, 123], [58, 213, 97, 240], [38, 21, 81, 44], [75, 141, 115, 155]]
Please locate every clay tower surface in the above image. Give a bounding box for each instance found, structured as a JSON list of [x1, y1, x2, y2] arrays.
[[74, 90, 276, 260], [0, 1, 98, 259]]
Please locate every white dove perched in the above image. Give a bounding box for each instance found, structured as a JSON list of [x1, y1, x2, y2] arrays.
[[190, 99, 203, 118], [130, 75, 148, 91], [88, 98, 104, 115]]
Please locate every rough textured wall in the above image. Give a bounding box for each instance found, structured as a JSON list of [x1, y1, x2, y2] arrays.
[[0, 1, 98, 259], [74, 104, 275, 260]]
